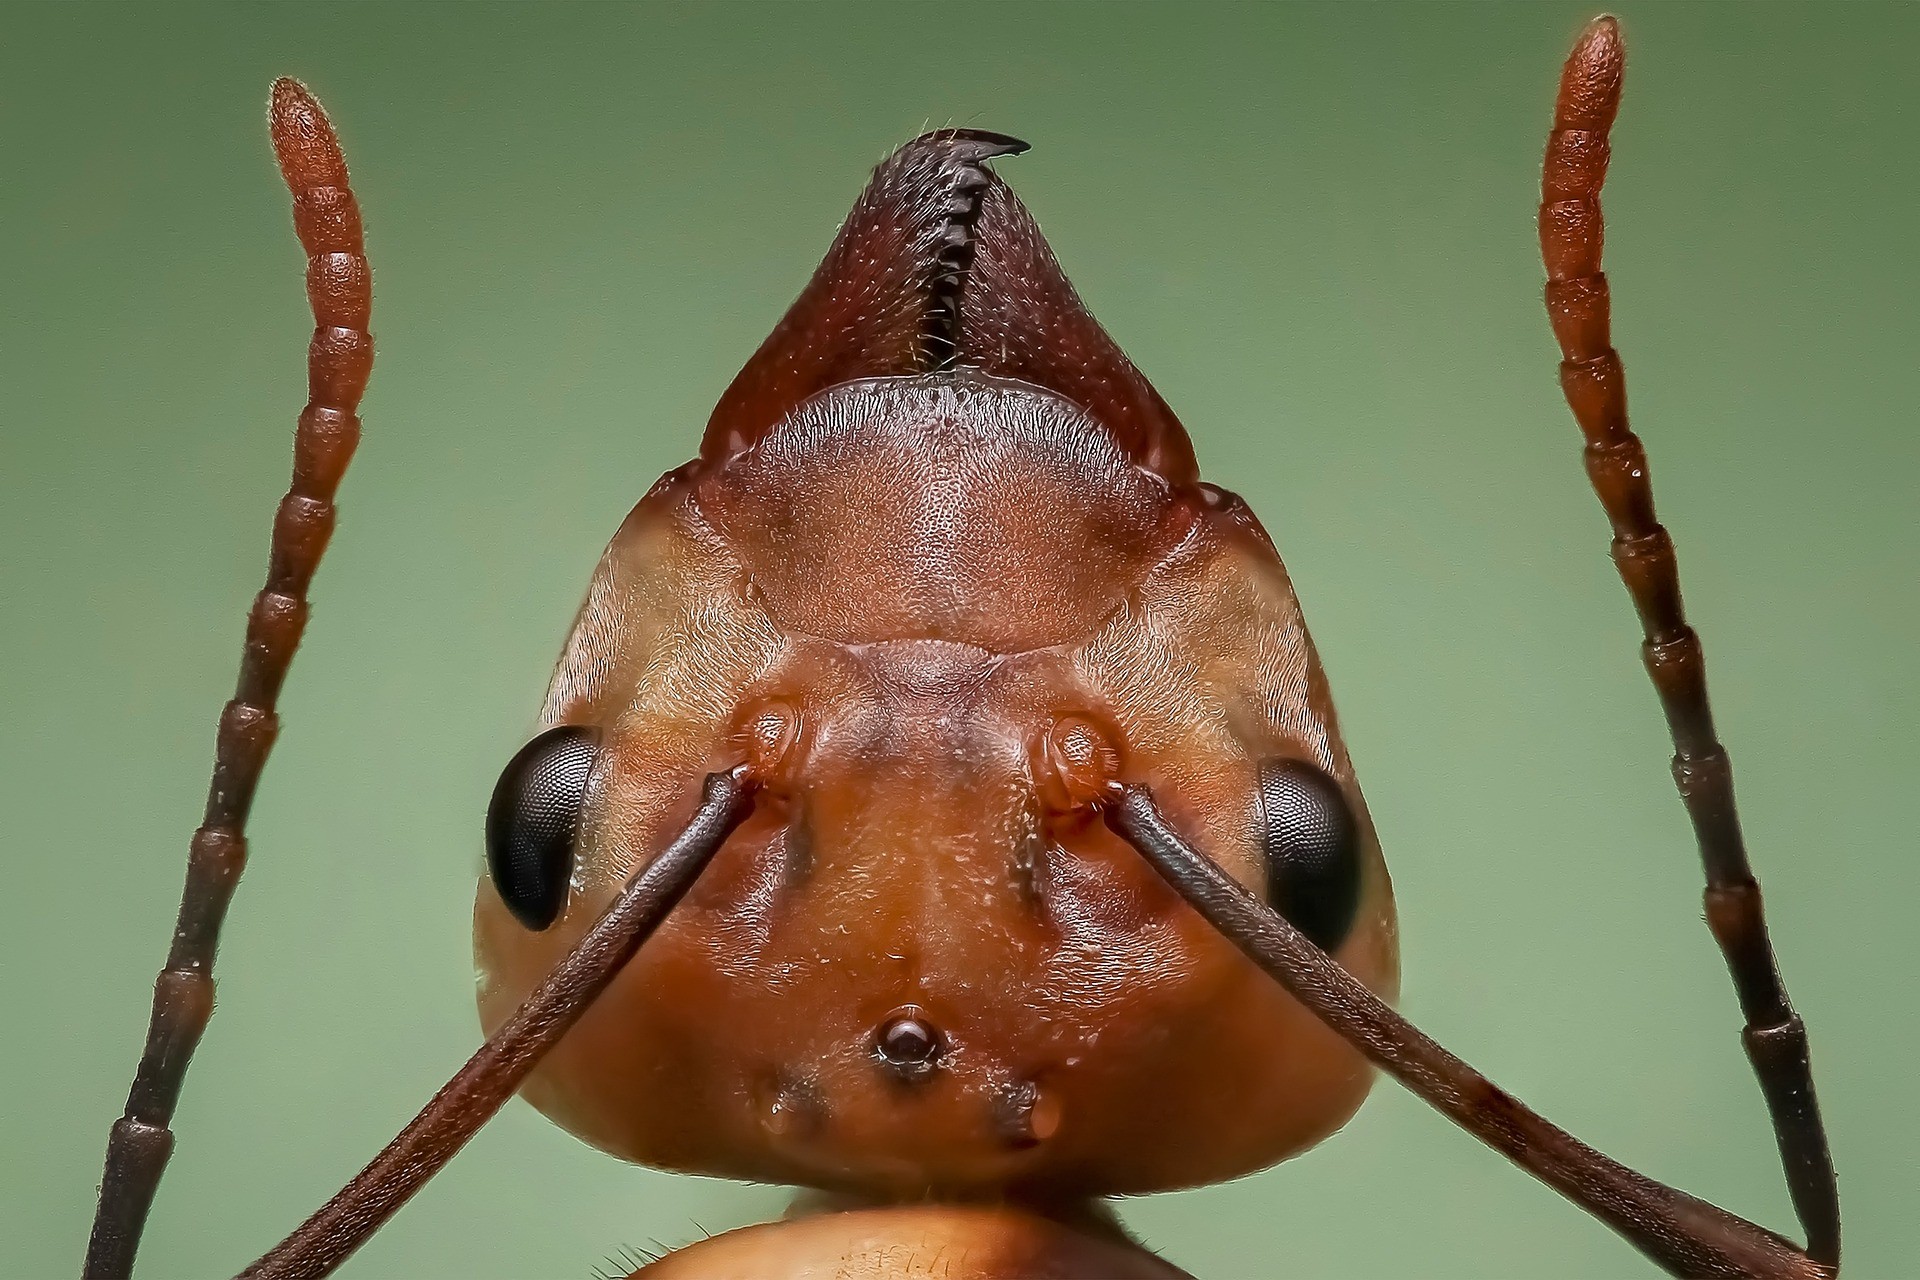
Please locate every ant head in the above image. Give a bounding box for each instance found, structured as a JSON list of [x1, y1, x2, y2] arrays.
[[472, 134, 1398, 1199]]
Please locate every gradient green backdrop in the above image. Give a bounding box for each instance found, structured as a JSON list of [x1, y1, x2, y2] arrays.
[[6, 4, 1914, 1277]]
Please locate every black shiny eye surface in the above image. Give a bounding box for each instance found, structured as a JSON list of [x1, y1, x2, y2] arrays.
[[1256, 758, 1363, 954], [485, 725, 597, 930]]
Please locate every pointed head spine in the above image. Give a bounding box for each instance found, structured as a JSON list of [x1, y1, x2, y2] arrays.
[[909, 130, 1030, 371]]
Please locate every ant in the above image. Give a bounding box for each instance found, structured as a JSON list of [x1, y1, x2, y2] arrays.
[[79, 16, 1842, 1280]]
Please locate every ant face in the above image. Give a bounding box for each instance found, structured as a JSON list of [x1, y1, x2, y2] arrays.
[[473, 138, 1399, 1199]]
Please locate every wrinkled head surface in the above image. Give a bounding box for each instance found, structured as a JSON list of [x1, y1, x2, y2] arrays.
[[474, 131, 1398, 1199]]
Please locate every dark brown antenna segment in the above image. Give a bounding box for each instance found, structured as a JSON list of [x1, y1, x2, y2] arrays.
[[1105, 787, 1829, 1280], [82, 78, 373, 1280], [1104, 17, 1839, 1280], [1539, 16, 1839, 1267], [236, 768, 758, 1280]]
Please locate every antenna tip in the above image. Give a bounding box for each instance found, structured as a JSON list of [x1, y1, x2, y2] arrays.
[[1577, 14, 1623, 58], [1557, 14, 1625, 132], [268, 77, 348, 191]]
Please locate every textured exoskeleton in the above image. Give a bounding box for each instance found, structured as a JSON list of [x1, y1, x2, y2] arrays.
[[474, 131, 1400, 1209]]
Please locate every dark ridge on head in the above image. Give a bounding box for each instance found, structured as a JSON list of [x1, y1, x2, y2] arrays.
[[701, 131, 1198, 484], [919, 130, 1029, 370]]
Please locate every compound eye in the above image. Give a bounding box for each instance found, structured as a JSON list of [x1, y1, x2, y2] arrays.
[[485, 725, 597, 930], [1256, 758, 1363, 954]]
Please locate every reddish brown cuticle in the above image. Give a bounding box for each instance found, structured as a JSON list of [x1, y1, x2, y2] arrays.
[[994, 1078, 1062, 1149], [740, 699, 803, 784], [757, 1071, 826, 1140], [1040, 717, 1122, 814], [477, 124, 1398, 1210]]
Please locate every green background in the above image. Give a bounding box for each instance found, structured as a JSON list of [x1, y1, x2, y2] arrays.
[[5, 3, 1914, 1277]]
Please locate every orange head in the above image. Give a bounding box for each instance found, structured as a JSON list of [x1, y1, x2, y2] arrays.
[[474, 131, 1398, 1200]]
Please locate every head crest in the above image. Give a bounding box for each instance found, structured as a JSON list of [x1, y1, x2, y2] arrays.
[[702, 130, 1197, 484]]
